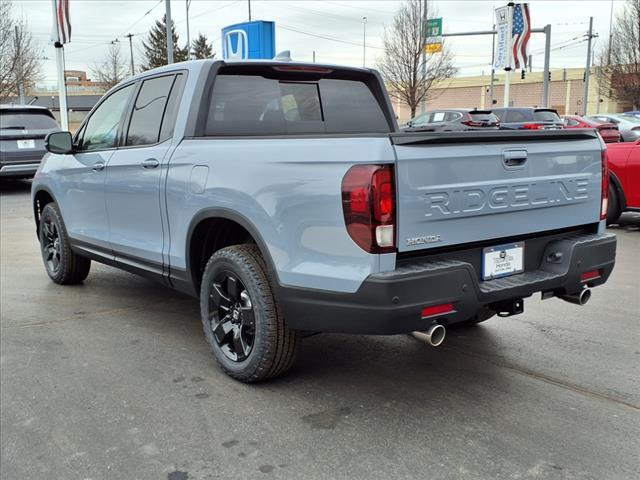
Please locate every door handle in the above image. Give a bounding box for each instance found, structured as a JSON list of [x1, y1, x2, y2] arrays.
[[141, 158, 159, 169], [503, 150, 528, 167], [92, 161, 105, 172]]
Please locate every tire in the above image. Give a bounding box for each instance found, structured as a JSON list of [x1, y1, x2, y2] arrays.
[[39, 203, 91, 285], [199, 244, 300, 383], [606, 184, 621, 225], [448, 307, 495, 329]]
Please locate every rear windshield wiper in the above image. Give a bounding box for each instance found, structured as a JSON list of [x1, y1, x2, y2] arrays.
[[1, 126, 26, 130]]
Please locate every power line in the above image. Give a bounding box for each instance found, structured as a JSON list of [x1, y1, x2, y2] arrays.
[[279, 23, 384, 50]]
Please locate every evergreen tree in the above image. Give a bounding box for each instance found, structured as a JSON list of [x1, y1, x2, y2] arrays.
[[141, 15, 188, 70], [191, 33, 214, 60]]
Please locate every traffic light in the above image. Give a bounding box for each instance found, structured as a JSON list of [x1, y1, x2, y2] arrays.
[[548, 72, 552, 81], [521, 70, 526, 80]]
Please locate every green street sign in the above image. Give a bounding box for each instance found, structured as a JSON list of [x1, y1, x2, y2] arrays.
[[426, 18, 443, 38]]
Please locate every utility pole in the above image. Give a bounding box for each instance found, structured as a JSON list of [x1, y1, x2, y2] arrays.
[[312, 50, 316, 63], [542, 24, 551, 107], [185, 0, 192, 60], [607, 0, 614, 64], [420, 0, 428, 113], [248, 0, 252, 21], [125, 34, 135, 75], [583, 17, 595, 116], [362, 17, 367, 67], [165, 0, 174, 64]]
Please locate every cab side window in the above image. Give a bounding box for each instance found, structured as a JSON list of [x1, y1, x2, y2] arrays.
[[78, 84, 135, 151], [126, 75, 176, 146]]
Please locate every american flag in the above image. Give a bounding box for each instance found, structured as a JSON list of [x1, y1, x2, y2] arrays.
[[512, 3, 531, 69], [53, 0, 71, 44]]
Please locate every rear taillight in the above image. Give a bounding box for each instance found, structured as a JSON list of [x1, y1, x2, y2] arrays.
[[342, 164, 396, 253], [601, 149, 609, 220], [523, 123, 545, 130]]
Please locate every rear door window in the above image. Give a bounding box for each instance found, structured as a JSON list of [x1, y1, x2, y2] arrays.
[[0, 111, 58, 130], [126, 75, 176, 146], [205, 73, 389, 135]]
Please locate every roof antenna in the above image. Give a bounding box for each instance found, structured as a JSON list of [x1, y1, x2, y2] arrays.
[[274, 50, 292, 62]]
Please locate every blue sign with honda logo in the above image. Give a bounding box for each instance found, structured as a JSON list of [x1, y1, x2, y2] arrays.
[[221, 21, 275, 60]]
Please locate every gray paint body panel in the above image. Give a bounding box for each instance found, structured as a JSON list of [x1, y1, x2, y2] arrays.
[[394, 139, 602, 252]]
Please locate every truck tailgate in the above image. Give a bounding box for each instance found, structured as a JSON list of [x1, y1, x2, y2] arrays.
[[391, 130, 603, 253]]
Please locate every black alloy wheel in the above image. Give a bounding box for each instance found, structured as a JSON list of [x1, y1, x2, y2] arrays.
[[208, 272, 255, 362], [42, 217, 62, 275]]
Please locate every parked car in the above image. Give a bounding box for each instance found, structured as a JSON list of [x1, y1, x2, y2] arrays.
[[492, 107, 564, 130], [1, 105, 60, 178], [402, 108, 499, 132], [624, 110, 640, 118], [606, 139, 640, 224], [562, 115, 621, 143], [32, 60, 616, 382], [587, 114, 640, 142]]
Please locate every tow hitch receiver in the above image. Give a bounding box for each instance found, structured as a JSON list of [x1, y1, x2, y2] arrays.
[[491, 298, 524, 318]]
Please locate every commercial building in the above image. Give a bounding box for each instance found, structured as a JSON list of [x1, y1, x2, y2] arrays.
[[392, 67, 632, 123]]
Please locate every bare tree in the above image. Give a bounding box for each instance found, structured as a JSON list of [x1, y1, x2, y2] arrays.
[[90, 43, 129, 89], [598, 0, 640, 109], [0, 1, 42, 101], [377, 0, 456, 118]]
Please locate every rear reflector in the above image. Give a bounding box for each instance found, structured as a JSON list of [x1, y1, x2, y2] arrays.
[[421, 303, 454, 318], [581, 269, 601, 282]]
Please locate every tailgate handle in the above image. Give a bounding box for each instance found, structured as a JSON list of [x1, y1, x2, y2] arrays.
[[503, 150, 528, 167]]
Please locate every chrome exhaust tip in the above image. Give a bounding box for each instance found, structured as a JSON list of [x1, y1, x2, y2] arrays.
[[560, 288, 591, 306], [411, 323, 446, 347]]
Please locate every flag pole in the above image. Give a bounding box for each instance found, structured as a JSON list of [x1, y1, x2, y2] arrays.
[[503, 2, 514, 108], [50, 0, 69, 130]]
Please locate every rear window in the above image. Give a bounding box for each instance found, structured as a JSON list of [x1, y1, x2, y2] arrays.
[[205, 72, 390, 135], [0, 110, 58, 130], [533, 110, 561, 122], [469, 112, 499, 123]]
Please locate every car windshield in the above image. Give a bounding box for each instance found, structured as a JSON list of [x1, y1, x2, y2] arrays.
[[0, 110, 58, 130], [533, 110, 561, 122]]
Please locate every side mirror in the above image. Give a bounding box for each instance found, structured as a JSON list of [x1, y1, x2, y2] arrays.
[[45, 131, 73, 154]]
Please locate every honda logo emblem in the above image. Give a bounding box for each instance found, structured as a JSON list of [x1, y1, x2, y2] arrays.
[[224, 29, 248, 60]]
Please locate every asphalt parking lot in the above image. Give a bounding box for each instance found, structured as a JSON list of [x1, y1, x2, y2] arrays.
[[1, 178, 638, 480]]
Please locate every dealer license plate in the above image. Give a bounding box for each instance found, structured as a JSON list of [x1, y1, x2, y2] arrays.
[[482, 242, 524, 280], [17, 139, 35, 149]]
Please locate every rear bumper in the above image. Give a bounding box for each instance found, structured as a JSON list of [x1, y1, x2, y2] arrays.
[[280, 232, 616, 334]]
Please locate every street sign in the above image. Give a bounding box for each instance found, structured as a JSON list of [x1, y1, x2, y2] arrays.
[[425, 17, 443, 54], [426, 18, 442, 38]]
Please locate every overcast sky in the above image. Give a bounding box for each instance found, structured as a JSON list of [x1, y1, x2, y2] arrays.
[[13, 0, 624, 84]]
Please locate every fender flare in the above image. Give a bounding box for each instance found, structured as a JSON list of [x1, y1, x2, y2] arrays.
[[185, 207, 282, 291], [32, 185, 59, 236], [609, 171, 627, 211]]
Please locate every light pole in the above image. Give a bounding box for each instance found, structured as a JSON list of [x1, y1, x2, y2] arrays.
[[185, 0, 192, 60], [248, 0, 252, 21], [165, 0, 174, 64], [362, 16, 367, 67]]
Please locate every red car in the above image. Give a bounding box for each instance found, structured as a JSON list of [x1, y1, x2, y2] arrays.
[[563, 115, 621, 143], [606, 139, 640, 224]]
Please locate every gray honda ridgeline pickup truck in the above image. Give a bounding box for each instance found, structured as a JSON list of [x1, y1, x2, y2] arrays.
[[32, 60, 616, 382]]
